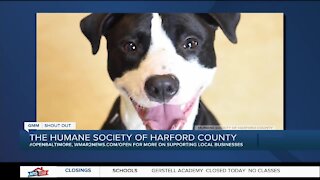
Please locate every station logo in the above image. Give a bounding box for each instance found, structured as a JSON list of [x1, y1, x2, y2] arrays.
[[28, 167, 49, 177]]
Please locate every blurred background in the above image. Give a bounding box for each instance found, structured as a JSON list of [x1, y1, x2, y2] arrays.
[[37, 13, 283, 130]]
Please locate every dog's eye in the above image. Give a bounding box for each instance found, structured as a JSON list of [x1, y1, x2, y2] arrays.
[[183, 38, 198, 50], [123, 42, 137, 53]]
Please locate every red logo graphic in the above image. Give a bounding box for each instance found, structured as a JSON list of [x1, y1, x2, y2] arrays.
[[28, 167, 49, 177]]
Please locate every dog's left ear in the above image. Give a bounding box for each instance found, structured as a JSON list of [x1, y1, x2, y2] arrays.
[[80, 13, 120, 55], [199, 13, 240, 44]]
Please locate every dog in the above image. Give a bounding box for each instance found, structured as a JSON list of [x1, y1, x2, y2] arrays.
[[80, 13, 240, 130]]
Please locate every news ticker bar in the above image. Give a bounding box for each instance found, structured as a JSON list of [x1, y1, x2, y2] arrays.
[[21, 130, 320, 150], [20, 166, 320, 178]]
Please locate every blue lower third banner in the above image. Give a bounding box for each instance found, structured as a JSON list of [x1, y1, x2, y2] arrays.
[[20, 130, 320, 150]]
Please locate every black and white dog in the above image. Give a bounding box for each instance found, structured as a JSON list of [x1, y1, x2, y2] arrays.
[[80, 13, 240, 130]]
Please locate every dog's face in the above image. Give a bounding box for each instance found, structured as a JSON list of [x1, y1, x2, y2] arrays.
[[81, 13, 240, 130]]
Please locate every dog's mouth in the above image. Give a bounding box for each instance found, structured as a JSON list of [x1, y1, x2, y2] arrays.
[[129, 96, 198, 130]]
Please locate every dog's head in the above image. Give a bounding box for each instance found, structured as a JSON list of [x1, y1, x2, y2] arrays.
[[80, 13, 240, 130]]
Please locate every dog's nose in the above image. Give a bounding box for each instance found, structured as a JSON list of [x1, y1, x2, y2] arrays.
[[145, 74, 179, 103]]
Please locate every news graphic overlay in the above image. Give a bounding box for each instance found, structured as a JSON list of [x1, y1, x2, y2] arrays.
[[19, 166, 320, 178], [21, 123, 320, 150]]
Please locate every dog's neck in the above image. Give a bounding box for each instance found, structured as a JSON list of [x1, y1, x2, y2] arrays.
[[119, 95, 199, 130]]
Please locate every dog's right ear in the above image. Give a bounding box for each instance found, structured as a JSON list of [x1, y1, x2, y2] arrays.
[[80, 13, 112, 55]]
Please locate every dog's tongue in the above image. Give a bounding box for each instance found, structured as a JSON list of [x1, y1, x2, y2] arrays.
[[144, 104, 185, 130]]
